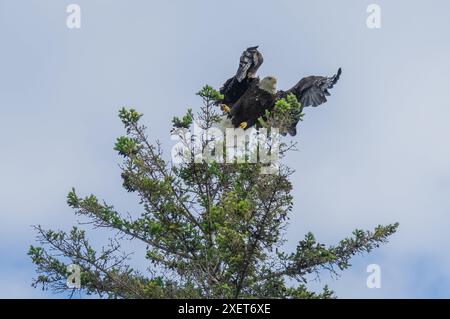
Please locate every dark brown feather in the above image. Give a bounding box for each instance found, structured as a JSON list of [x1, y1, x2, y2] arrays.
[[229, 79, 276, 128], [219, 46, 264, 105]]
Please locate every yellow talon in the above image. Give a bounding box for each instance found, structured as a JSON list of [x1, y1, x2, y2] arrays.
[[239, 122, 248, 129], [221, 104, 231, 113]]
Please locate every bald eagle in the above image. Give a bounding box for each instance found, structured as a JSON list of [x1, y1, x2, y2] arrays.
[[229, 76, 277, 129], [219, 46, 342, 136]]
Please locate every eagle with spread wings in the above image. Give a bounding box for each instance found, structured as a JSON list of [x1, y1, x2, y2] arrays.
[[219, 46, 342, 136]]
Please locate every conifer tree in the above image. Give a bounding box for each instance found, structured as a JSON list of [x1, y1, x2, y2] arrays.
[[29, 86, 398, 298]]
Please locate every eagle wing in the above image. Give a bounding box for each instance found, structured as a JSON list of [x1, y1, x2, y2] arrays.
[[219, 46, 264, 105], [280, 68, 342, 107], [277, 68, 342, 136]]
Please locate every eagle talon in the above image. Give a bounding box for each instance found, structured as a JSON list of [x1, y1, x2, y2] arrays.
[[239, 122, 248, 129], [220, 104, 231, 113]]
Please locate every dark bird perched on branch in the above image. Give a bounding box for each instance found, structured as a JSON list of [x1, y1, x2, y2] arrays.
[[229, 76, 277, 129], [218, 46, 342, 136]]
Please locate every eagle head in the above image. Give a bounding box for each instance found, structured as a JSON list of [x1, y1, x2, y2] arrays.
[[259, 76, 277, 94]]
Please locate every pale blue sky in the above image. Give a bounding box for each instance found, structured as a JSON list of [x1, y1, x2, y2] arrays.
[[1, 0, 450, 298]]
